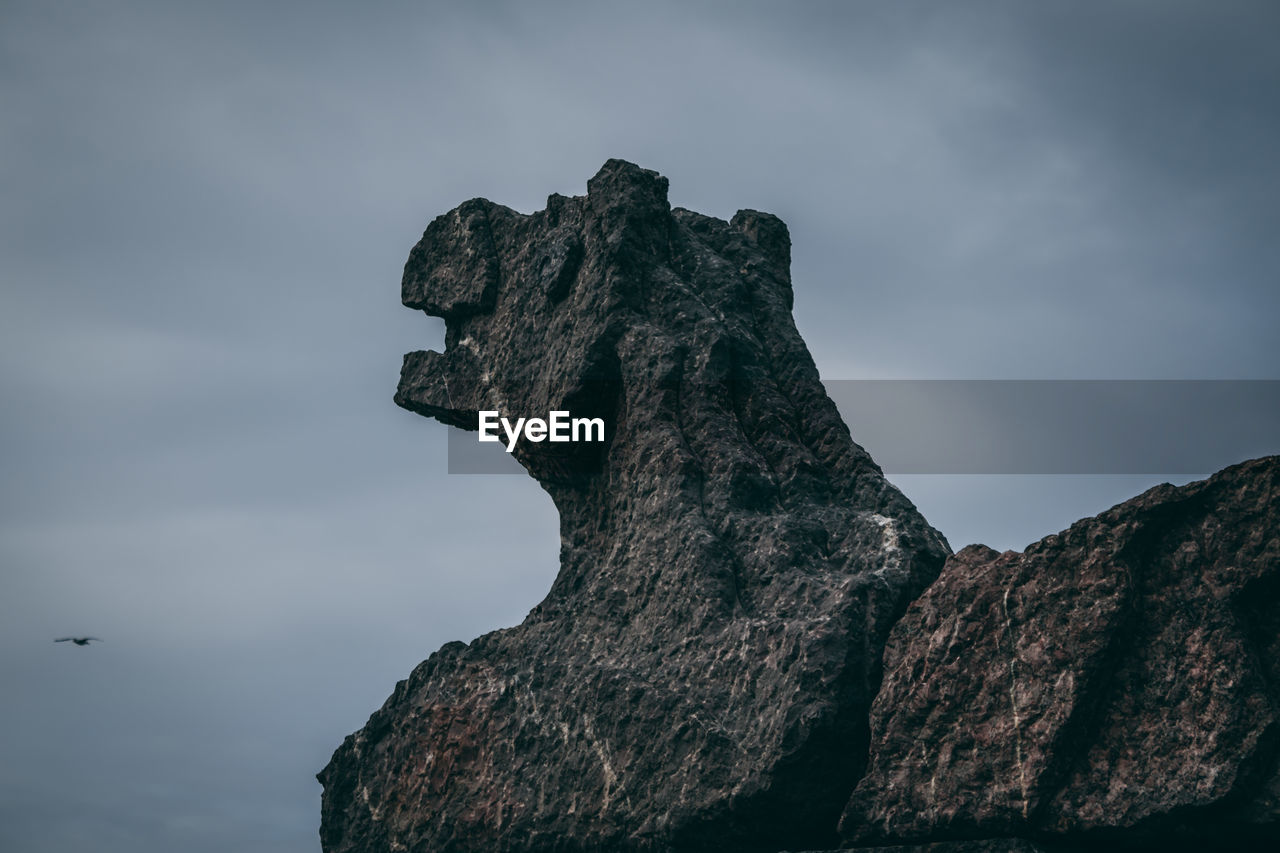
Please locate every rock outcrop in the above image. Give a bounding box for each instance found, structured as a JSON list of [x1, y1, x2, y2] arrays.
[[317, 161, 950, 852], [319, 159, 1280, 853], [843, 455, 1280, 849]]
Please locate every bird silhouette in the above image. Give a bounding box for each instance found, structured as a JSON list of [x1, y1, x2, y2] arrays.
[[55, 637, 101, 646]]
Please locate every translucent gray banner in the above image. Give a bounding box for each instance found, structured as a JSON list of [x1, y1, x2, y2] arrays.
[[445, 381, 1280, 475]]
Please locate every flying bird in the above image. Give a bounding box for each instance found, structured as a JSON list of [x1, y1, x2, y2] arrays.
[[55, 637, 101, 646]]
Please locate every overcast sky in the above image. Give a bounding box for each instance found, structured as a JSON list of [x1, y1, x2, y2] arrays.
[[2, 2, 1278, 850]]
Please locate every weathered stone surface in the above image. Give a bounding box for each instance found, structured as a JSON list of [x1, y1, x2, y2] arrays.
[[317, 160, 950, 852], [843, 455, 1280, 847]]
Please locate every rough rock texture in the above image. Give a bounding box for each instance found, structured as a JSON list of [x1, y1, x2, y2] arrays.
[[317, 160, 950, 852], [843, 455, 1280, 848]]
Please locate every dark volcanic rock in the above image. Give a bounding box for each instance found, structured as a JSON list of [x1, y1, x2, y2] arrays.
[[842, 455, 1280, 847], [317, 161, 950, 852]]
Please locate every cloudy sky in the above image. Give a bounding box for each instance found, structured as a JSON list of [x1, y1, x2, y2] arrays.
[[2, 1, 1277, 850]]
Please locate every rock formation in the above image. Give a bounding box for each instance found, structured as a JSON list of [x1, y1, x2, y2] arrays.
[[319, 159, 1280, 852], [317, 160, 951, 852], [843, 455, 1280, 849]]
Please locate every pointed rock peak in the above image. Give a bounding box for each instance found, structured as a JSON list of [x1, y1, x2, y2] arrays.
[[586, 158, 670, 212]]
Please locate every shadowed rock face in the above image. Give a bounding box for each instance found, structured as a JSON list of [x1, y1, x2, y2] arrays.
[[843, 455, 1280, 848], [316, 160, 950, 852]]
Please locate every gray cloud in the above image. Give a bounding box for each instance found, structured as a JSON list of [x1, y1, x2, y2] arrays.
[[2, 1, 1276, 849]]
